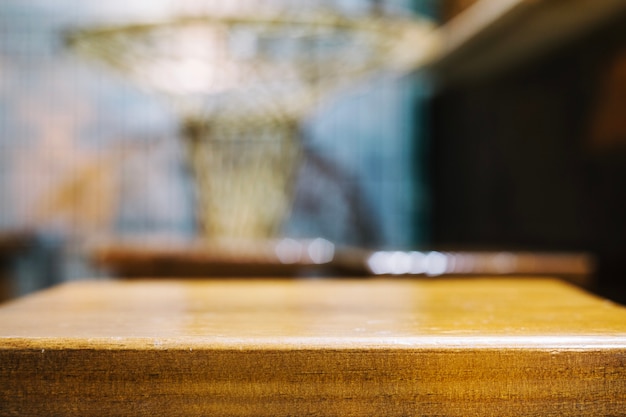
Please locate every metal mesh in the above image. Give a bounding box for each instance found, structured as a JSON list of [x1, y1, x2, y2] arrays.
[[182, 113, 300, 238], [66, 10, 434, 239]]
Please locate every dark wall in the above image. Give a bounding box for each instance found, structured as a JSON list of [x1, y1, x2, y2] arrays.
[[429, 15, 626, 300]]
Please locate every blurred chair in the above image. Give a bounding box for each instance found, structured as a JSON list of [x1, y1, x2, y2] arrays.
[[0, 231, 34, 302]]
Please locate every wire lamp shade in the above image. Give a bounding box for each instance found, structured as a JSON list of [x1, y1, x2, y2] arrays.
[[66, 9, 434, 239]]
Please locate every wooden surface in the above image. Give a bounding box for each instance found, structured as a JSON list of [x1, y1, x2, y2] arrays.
[[441, 0, 479, 22], [89, 238, 594, 285], [429, 0, 626, 84], [2, 277, 626, 416], [89, 238, 340, 278]]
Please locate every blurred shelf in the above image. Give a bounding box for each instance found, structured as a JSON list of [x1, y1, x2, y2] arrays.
[[337, 248, 595, 288], [429, 0, 626, 85], [89, 238, 594, 288], [88, 237, 343, 278]]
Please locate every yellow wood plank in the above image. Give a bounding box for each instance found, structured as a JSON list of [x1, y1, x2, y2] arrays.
[[1, 278, 626, 416]]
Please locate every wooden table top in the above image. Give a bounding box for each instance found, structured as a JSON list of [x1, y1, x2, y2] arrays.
[[2, 277, 626, 416]]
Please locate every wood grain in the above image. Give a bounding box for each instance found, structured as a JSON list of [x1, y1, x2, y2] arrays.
[[1, 278, 626, 416]]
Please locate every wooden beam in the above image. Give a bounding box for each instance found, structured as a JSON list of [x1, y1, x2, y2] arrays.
[[429, 0, 626, 85]]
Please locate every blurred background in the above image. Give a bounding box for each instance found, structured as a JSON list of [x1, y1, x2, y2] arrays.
[[1, 0, 626, 302]]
